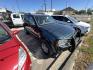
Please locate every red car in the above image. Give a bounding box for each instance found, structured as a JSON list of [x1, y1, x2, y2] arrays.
[[0, 22, 31, 70]]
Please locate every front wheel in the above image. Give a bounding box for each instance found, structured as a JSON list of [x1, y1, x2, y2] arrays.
[[41, 41, 50, 56], [69, 39, 76, 53]]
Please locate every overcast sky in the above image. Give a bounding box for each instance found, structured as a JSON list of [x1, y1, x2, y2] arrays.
[[0, 0, 93, 12]]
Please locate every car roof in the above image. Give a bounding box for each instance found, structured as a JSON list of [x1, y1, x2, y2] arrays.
[[31, 14, 49, 16], [52, 15, 64, 16], [52, 15, 69, 17]]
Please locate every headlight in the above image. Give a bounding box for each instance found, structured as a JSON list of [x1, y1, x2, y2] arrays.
[[86, 27, 90, 32], [57, 40, 68, 46], [18, 47, 27, 70]]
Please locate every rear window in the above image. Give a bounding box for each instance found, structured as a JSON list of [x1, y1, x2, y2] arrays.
[[53, 16, 65, 21], [34, 15, 55, 25], [13, 14, 20, 18], [53, 16, 72, 23], [23, 14, 35, 25]]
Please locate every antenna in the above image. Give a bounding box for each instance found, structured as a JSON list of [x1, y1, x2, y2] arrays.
[[66, 0, 68, 14]]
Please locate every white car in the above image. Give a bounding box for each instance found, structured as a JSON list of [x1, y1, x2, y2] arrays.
[[52, 15, 91, 35], [11, 13, 25, 26], [75, 21, 90, 33]]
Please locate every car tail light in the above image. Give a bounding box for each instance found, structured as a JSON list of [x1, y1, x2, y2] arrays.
[[18, 47, 27, 70]]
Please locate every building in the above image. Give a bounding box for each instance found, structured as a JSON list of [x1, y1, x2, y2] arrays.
[[62, 7, 77, 15]]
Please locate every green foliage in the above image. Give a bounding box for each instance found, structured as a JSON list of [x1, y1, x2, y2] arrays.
[[36, 10, 44, 14], [74, 8, 93, 15], [78, 10, 87, 14], [53, 11, 63, 15], [79, 20, 93, 60], [87, 8, 93, 15]]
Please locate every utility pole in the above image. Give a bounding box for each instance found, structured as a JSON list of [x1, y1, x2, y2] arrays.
[[44, 0, 46, 12], [85, 0, 89, 13], [66, 0, 68, 9], [66, 0, 68, 14], [15, 0, 20, 12], [51, 0, 53, 12]]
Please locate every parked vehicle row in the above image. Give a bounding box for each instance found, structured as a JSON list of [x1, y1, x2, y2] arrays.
[[0, 13, 91, 70], [0, 12, 91, 36]]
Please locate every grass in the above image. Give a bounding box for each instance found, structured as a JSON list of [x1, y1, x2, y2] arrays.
[[74, 18, 93, 70], [79, 19, 93, 61]]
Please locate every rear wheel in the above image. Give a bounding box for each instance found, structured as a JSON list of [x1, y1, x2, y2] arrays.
[[41, 41, 50, 56]]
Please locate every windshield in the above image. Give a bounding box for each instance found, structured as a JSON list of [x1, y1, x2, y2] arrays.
[[0, 26, 11, 44], [67, 16, 79, 23], [34, 15, 56, 25]]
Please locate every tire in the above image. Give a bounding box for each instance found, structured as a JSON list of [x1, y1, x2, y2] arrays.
[[74, 27, 81, 37], [69, 38, 76, 53], [76, 28, 81, 37], [41, 41, 50, 56]]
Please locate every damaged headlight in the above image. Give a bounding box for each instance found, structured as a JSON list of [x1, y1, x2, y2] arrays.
[[57, 40, 68, 46]]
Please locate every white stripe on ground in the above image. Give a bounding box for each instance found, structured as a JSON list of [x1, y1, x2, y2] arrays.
[[50, 51, 70, 70]]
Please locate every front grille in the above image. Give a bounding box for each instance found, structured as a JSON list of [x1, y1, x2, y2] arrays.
[[59, 39, 72, 49]]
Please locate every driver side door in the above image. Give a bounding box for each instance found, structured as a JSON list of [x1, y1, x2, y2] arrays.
[[24, 15, 41, 38]]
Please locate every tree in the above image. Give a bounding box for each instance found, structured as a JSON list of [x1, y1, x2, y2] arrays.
[[78, 10, 86, 14], [87, 8, 92, 15], [36, 10, 44, 14], [53, 11, 62, 15]]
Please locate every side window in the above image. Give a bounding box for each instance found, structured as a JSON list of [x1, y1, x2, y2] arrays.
[[34, 16, 44, 25], [62, 17, 72, 23], [24, 15, 35, 25], [0, 26, 10, 43], [53, 16, 63, 21], [13, 14, 20, 18], [0, 26, 8, 37]]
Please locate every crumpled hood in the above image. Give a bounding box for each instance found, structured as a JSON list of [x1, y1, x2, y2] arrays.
[[40, 23, 75, 39], [76, 21, 90, 27]]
